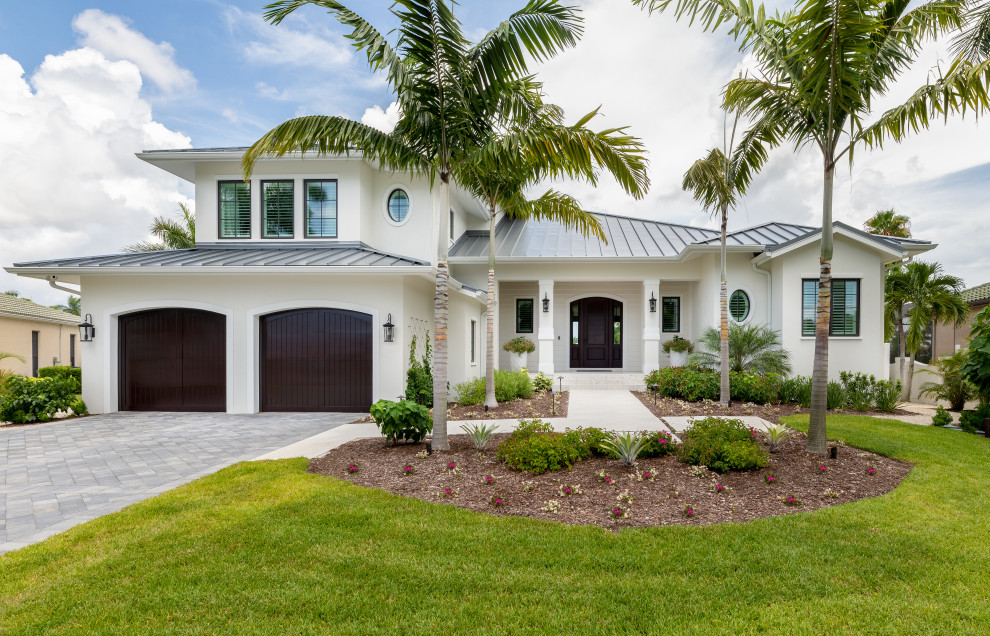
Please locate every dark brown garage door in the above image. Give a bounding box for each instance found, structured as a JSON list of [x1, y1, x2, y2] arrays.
[[260, 308, 373, 412], [119, 309, 226, 412]]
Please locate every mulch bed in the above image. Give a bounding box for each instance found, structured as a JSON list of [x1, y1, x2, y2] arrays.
[[631, 391, 916, 426], [309, 431, 910, 530], [444, 390, 568, 421]]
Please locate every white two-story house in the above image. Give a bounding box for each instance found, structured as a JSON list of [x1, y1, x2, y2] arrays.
[[5, 147, 935, 414]]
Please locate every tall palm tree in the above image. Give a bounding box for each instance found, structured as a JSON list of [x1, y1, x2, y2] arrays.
[[454, 102, 649, 408], [865, 209, 911, 237], [243, 0, 589, 450], [884, 265, 911, 390], [635, 0, 990, 452], [896, 261, 968, 400], [682, 111, 766, 405], [125, 203, 196, 252]]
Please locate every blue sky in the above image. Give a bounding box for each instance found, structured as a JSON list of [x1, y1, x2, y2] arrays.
[[0, 1, 987, 305]]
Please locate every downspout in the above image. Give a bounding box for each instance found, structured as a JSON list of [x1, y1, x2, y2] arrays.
[[751, 255, 772, 330], [47, 275, 81, 297]]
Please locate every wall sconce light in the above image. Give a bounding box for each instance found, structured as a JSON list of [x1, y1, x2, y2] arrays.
[[79, 313, 96, 341], [383, 313, 395, 342], [542, 293, 550, 313], [649, 292, 657, 313]]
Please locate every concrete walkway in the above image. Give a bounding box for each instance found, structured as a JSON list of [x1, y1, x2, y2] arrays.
[[1, 412, 353, 554]]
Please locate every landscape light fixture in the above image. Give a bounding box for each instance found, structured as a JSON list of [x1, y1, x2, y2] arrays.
[[383, 314, 395, 343], [79, 314, 95, 342]]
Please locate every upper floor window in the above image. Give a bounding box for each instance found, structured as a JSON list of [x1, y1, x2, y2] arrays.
[[262, 180, 294, 238], [218, 181, 250, 239], [802, 279, 860, 336], [662, 297, 680, 332], [305, 179, 337, 238], [387, 188, 409, 224]]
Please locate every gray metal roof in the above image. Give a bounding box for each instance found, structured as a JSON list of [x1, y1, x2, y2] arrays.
[[12, 242, 428, 269], [449, 212, 720, 259], [764, 221, 933, 255], [694, 221, 817, 247]]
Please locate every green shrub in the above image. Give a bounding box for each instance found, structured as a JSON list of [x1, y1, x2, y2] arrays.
[[0, 376, 78, 424], [453, 378, 485, 405], [369, 399, 433, 444], [959, 403, 990, 434], [690, 323, 792, 375], [778, 375, 810, 405], [730, 372, 782, 404], [37, 366, 82, 393], [533, 372, 553, 393], [69, 397, 89, 416], [454, 370, 534, 405], [644, 367, 780, 404], [827, 381, 848, 410], [404, 335, 433, 407], [873, 379, 902, 413], [495, 419, 586, 474], [638, 429, 678, 457], [960, 306, 990, 402], [932, 405, 953, 427], [677, 417, 768, 473], [920, 349, 977, 412], [839, 371, 875, 411]]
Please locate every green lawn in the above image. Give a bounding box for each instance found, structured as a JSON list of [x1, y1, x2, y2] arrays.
[[1, 416, 989, 635]]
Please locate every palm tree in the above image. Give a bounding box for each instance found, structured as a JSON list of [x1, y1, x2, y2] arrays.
[[682, 111, 766, 405], [691, 323, 792, 375], [884, 265, 911, 390], [920, 348, 977, 411], [125, 203, 196, 252], [865, 209, 911, 238], [952, 0, 990, 61], [635, 0, 990, 452], [243, 0, 588, 450], [454, 102, 648, 408], [50, 296, 81, 316], [896, 261, 968, 400]]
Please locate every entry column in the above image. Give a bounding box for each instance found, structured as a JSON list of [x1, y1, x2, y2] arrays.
[[537, 279, 554, 374], [642, 279, 660, 373]]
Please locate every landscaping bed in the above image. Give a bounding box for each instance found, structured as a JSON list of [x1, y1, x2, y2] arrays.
[[632, 391, 915, 425], [309, 430, 909, 529], [444, 390, 568, 421]]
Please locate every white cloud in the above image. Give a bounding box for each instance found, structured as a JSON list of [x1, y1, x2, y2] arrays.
[[225, 6, 353, 70], [0, 50, 191, 305], [362, 101, 401, 132], [72, 9, 195, 94]]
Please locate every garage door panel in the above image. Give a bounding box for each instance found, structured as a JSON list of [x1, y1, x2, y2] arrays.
[[119, 309, 226, 412], [261, 308, 372, 412]]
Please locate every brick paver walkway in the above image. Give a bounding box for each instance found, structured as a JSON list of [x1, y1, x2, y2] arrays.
[[0, 411, 353, 553]]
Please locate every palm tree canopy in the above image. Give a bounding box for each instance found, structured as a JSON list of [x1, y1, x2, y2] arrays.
[[899, 261, 969, 354], [50, 296, 81, 316], [865, 209, 911, 237], [951, 0, 990, 61], [125, 203, 196, 252], [691, 323, 793, 375]]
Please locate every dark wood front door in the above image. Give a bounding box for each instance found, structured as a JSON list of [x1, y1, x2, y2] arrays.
[[260, 308, 373, 412], [119, 309, 226, 412], [569, 298, 623, 368]]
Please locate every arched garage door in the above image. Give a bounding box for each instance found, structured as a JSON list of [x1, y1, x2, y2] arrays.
[[260, 308, 373, 412], [119, 309, 226, 412]]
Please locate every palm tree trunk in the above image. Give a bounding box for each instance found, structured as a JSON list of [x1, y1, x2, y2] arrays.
[[485, 211, 498, 409], [808, 160, 834, 454], [432, 176, 451, 451], [719, 205, 730, 406], [904, 353, 916, 402]]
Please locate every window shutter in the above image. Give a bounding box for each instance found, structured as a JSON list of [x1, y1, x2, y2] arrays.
[[661, 297, 680, 332], [516, 299, 533, 333], [802, 280, 816, 336], [219, 181, 251, 238], [263, 181, 294, 238], [729, 290, 750, 322]]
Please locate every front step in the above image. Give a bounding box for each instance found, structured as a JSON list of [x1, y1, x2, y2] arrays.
[[552, 372, 646, 392]]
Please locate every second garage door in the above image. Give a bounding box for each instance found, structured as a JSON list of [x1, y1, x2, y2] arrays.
[[260, 308, 373, 412]]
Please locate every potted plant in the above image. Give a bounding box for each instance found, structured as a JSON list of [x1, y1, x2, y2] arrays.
[[662, 336, 694, 367], [503, 337, 536, 371]]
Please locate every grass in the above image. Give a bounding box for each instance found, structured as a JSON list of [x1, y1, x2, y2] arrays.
[[1, 415, 989, 634]]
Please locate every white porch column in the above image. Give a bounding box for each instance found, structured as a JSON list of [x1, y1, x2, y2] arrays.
[[537, 279, 555, 374], [643, 279, 661, 373]]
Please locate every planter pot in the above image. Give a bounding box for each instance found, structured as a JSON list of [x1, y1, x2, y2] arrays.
[[669, 350, 689, 367], [509, 351, 529, 372]]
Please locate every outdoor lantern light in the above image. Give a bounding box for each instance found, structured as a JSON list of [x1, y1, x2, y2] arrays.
[[649, 292, 657, 313], [383, 314, 395, 342], [78, 314, 95, 342], [542, 293, 550, 312]]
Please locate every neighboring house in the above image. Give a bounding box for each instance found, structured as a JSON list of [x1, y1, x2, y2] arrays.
[[0, 294, 82, 377], [932, 281, 990, 359], [4, 148, 935, 415]]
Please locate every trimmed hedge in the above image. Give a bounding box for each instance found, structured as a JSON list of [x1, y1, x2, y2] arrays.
[[37, 366, 82, 393], [644, 367, 781, 404]]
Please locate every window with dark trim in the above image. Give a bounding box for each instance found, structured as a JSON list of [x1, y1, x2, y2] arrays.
[[387, 189, 409, 223], [661, 297, 680, 333], [802, 279, 860, 336], [70, 334, 76, 368], [304, 179, 337, 238], [516, 298, 534, 333], [218, 181, 251, 238], [262, 180, 294, 238], [470, 319, 477, 363]]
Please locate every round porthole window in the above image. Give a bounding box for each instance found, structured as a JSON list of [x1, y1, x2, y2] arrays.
[[729, 290, 751, 322], [387, 188, 410, 223]]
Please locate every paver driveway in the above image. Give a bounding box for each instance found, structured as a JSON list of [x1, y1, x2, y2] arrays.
[[0, 411, 354, 553]]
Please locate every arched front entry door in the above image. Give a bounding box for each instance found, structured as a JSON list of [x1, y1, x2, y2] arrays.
[[569, 297, 622, 368]]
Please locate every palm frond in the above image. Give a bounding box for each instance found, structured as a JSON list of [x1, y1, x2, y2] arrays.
[[691, 323, 792, 375], [951, 0, 990, 61], [516, 189, 606, 241]]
